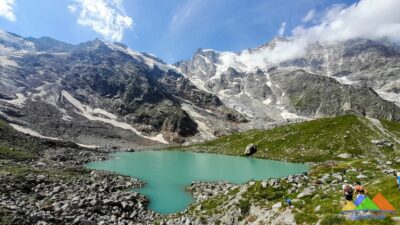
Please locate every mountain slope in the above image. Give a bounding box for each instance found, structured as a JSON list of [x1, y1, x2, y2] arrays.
[[1, 30, 400, 147], [167, 115, 400, 224], [175, 38, 400, 127], [178, 115, 400, 162], [0, 30, 246, 147], [282, 39, 400, 106]]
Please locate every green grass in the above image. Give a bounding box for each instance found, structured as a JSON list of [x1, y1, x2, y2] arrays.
[[0, 145, 36, 160], [292, 158, 400, 224], [2, 115, 400, 224], [1, 162, 90, 182], [0, 119, 10, 128], [0, 208, 13, 225], [185, 158, 400, 224], [178, 115, 398, 162], [381, 119, 400, 137], [187, 187, 240, 216], [175, 116, 400, 224], [242, 182, 287, 203]]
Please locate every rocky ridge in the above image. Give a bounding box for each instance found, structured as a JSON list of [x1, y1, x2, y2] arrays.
[[0, 30, 246, 147], [175, 38, 400, 128]]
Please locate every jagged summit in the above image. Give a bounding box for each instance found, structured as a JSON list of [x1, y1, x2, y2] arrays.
[[175, 37, 400, 127], [0, 30, 400, 147], [0, 30, 246, 148]]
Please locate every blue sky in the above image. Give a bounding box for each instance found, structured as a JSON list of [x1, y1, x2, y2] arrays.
[[0, 0, 358, 63]]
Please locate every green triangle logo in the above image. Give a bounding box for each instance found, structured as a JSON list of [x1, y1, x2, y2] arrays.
[[355, 197, 380, 211]]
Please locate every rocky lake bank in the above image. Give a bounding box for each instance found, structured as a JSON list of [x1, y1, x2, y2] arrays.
[[2, 115, 400, 225]]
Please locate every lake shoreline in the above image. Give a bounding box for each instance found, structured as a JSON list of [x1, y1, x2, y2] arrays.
[[3, 141, 398, 224], [85, 151, 309, 214]]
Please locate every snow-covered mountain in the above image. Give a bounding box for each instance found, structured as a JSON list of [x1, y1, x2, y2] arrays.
[[0, 30, 245, 148], [175, 38, 400, 128], [1, 30, 400, 147]]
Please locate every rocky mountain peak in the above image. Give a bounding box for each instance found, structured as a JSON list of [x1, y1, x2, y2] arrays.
[[175, 37, 400, 127], [26, 36, 74, 53], [0, 30, 247, 147], [0, 30, 36, 53], [1, 29, 400, 146], [255, 36, 290, 51]]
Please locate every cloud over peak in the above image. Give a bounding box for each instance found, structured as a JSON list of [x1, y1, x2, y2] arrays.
[[295, 0, 400, 43], [219, 0, 400, 68], [69, 0, 133, 42], [266, 0, 400, 63], [0, 0, 16, 22]]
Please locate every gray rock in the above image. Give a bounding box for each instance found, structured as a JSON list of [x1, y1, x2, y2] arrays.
[[371, 140, 394, 147], [268, 179, 278, 187], [52, 186, 62, 193], [36, 175, 46, 181], [272, 202, 282, 210], [356, 174, 368, 179], [297, 188, 314, 198], [37, 221, 48, 225], [332, 173, 343, 181], [244, 144, 257, 156], [337, 153, 352, 159], [261, 181, 268, 188], [383, 169, 395, 174]]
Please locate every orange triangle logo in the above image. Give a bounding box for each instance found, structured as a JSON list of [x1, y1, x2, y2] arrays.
[[372, 193, 396, 211]]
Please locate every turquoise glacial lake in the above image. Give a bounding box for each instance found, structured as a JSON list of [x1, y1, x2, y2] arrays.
[[85, 151, 308, 214]]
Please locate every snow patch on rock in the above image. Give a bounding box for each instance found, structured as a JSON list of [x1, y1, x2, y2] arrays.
[[181, 103, 215, 139], [10, 123, 60, 140], [376, 90, 400, 107], [61, 90, 168, 144], [1, 93, 26, 106], [77, 143, 100, 149], [0, 56, 19, 67]]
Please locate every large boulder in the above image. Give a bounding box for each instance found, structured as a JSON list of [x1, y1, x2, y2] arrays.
[[244, 144, 257, 156], [371, 139, 393, 147]]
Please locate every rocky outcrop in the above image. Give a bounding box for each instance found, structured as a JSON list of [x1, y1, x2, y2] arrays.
[[162, 109, 198, 142], [244, 143, 257, 156], [269, 69, 400, 121], [1, 170, 155, 225], [371, 139, 394, 147]]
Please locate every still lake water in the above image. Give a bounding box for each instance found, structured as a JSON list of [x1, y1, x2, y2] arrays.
[[85, 151, 308, 214]]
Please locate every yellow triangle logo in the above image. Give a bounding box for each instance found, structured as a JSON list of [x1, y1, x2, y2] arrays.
[[342, 201, 357, 211]]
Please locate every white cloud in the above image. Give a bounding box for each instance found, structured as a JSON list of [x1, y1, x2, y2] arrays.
[[302, 9, 315, 23], [0, 0, 16, 22], [168, 0, 204, 34], [264, 0, 400, 63], [302, 0, 400, 43], [69, 0, 133, 42], [168, 0, 211, 35], [68, 4, 77, 13], [278, 22, 286, 36]]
